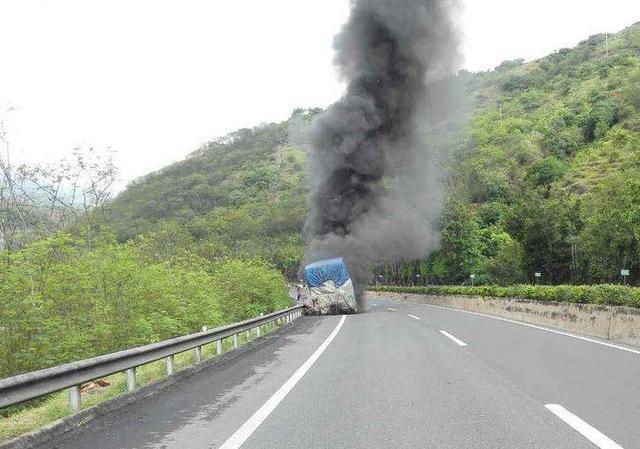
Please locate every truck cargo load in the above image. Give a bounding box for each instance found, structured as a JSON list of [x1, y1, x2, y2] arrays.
[[303, 257, 357, 314]]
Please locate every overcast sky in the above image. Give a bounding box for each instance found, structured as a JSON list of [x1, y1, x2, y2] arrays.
[[1, 0, 640, 190]]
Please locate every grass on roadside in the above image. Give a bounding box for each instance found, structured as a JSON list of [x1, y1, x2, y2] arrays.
[[0, 320, 284, 442]]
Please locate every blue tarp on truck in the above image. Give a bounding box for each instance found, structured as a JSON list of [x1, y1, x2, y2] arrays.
[[303, 258, 351, 288], [303, 258, 357, 314]]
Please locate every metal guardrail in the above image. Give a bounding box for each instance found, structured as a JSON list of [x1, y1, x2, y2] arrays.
[[0, 305, 305, 412]]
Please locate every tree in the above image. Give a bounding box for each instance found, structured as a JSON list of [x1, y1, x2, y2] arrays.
[[505, 192, 579, 283], [582, 93, 623, 142], [0, 129, 117, 252], [579, 171, 640, 283], [0, 110, 41, 252], [525, 156, 567, 197], [480, 231, 526, 285], [20, 147, 118, 247], [436, 198, 482, 283]]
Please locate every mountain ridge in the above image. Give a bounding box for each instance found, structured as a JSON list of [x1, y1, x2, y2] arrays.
[[108, 21, 640, 284]]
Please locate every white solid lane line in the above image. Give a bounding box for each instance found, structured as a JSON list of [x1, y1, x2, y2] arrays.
[[419, 302, 640, 356], [545, 404, 624, 449], [219, 315, 346, 449], [439, 330, 468, 347], [387, 307, 397, 311], [408, 314, 421, 320]]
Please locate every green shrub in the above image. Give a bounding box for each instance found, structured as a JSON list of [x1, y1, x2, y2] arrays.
[[210, 259, 292, 323], [0, 233, 291, 379]]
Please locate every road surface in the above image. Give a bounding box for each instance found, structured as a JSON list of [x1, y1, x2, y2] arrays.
[[38, 295, 639, 449]]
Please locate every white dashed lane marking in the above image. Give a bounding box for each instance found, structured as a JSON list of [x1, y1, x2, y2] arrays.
[[439, 330, 468, 347]]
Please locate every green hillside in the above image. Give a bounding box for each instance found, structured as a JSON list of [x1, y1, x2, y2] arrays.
[[444, 22, 640, 285], [109, 22, 640, 285], [108, 117, 314, 277]]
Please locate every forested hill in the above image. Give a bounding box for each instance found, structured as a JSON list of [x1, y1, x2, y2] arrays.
[[107, 117, 313, 277], [108, 22, 640, 285]]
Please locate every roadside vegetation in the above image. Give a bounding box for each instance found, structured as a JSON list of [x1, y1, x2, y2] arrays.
[[0, 226, 291, 379]]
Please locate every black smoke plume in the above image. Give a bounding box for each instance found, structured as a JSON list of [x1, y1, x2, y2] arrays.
[[303, 0, 463, 307]]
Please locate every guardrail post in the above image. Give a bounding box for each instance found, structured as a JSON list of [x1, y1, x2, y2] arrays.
[[126, 368, 136, 392], [198, 326, 208, 364], [216, 339, 222, 355], [69, 385, 81, 412], [246, 330, 250, 340], [233, 333, 238, 348], [166, 355, 174, 376], [256, 325, 261, 337]]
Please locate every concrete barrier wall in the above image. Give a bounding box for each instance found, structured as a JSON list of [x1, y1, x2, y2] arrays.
[[368, 290, 640, 348]]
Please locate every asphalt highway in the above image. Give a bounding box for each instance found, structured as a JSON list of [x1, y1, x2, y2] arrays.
[[38, 295, 639, 449]]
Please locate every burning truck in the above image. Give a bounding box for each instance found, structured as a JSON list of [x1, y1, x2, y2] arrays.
[[303, 258, 357, 315]]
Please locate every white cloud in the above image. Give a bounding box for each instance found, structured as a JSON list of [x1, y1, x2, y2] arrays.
[[461, 0, 640, 71]]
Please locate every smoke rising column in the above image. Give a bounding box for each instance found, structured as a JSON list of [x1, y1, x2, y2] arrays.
[[304, 0, 462, 306]]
